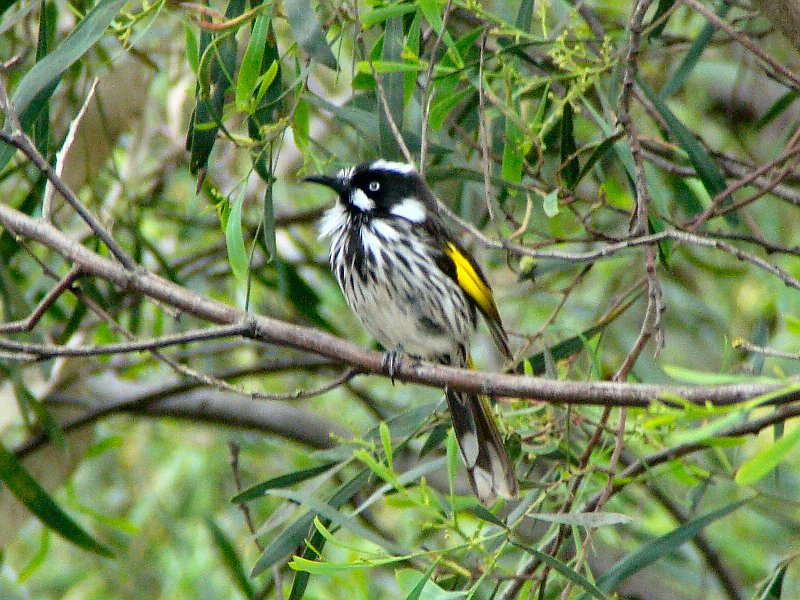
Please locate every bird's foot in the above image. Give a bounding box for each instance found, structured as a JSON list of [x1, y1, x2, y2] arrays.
[[382, 346, 406, 385]]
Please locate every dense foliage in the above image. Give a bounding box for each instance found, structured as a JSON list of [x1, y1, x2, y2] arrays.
[[1, 0, 800, 598]]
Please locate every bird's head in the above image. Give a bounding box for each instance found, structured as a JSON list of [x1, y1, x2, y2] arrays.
[[304, 160, 433, 223]]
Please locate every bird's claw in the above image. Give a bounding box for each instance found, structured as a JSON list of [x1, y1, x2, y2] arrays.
[[382, 347, 404, 385]]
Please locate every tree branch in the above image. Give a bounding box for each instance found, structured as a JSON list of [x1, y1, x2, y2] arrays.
[[2, 200, 800, 408]]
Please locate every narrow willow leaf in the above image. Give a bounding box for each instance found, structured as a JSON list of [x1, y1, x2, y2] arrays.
[[380, 422, 393, 466], [396, 568, 467, 599], [225, 183, 248, 283], [0, 442, 113, 557], [753, 560, 788, 600], [184, 22, 199, 75], [231, 462, 337, 503], [756, 90, 799, 130], [502, 109, 524, 184], [420, 423, 448, 457], [261, 174, 277, 262], [378, 16, 405, 160], [662, 365, 774, 385], [285, 0, 336, 68], [236, 13, 269, 111], [403, 561, 439, 600], [32, 0, 53, 156], [418, 0, 459, 62], [586, 498, 751, 597], [356, 60, 425, 74], [0, 0, 128, 173], [206, 518, 255, 600], [403, 12, 421, 108], [532, 511, 632, 527], [250, 470, 370, 576], [574, 134, 619, 186], [429, 87, 471, 131], [273, 489, 402, 553], [189, 0, 246, 176], [660, 2, 730, 97], [647, 0, 676, 39], [445, 428, 459, 500], [560, 103, 579, 188], [515, 0, 535, 32], [361, 3, 417, 27], [735, 424, 800, 485], [514, 542, 609, 600], [638, 77, 737, 225]]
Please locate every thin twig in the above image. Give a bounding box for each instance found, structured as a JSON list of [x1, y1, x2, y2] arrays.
[[0, 267, 82, 334]]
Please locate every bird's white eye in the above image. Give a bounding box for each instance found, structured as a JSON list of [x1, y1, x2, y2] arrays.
[[368, 181, 380, 192]]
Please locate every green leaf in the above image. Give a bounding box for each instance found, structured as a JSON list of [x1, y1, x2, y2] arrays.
[[660, 2, 730, 97], [785, 314, 800, 336], [378, 16, 406, 160], [638, 77, 737, 225], [380, 422, 393, 466], [515, 0, 535, 32], [753, 559, 789, 600], [446, 428, 458, 498], [420, 424, 448, 457], [574, 134, 619, 186], [231, 462, 337, 503], [735, 424, 800, 486], [586, 498, 751, 596], [542, 190, 559, 217], [0, 442, 113, 557], [225, 183, 249, 283], [396, 568, 467, 599], [756, 90, 799, 130], [513, 542, 609, 600], [188, 0, 246, 176], [662, 365, 773, 385], [250, 470, 370, 576], [560, 103, 579, 188], [502, 110, 525, 184], [0, 0, 128, 173], [647, 0, 676, 39], [531, 511, 632, 527], [285, 0, 336, 69], [418, 0, 459, 64], [184, 22, 199, 75], [236, 13, 270, 111], [206, 517, 255, 600], [429, 87, 472, 131], [356, 60, 425, 74], [268, 489, 403, 553], [361, 3, 418, 27], [402, 561, 439, 600]]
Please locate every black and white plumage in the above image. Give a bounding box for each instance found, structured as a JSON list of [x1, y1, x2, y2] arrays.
[[305, 160, 518, 504]]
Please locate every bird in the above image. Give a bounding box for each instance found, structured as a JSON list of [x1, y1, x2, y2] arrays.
[[304, 160, 518, 505]]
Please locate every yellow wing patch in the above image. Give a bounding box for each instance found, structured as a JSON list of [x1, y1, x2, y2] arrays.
[[445, 242, 501, 323]]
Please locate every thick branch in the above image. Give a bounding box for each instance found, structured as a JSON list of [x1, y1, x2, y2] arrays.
[[1, 201, 799, 407]]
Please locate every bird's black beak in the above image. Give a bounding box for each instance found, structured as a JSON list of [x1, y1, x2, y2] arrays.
[[303, 174, 346, 195]]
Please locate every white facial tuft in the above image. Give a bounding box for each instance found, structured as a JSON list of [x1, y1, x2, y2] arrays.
[[319, 203, 348, 240], [390, 198, 426, 223], [350, 188, 376, 212], [370, 160, 416, 175]]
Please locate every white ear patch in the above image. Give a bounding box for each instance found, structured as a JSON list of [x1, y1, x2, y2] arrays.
[[390, 198, 426, 223], [350, 188, 375, 211], [370, 160, 416, 174]]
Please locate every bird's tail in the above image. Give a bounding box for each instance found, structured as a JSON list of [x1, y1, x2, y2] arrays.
[[445, 380, 518, 505]]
